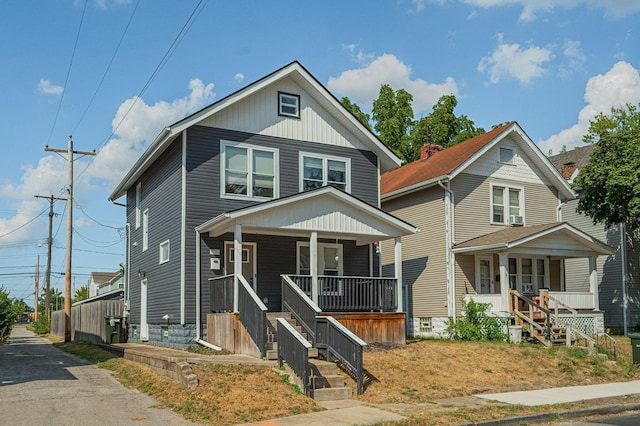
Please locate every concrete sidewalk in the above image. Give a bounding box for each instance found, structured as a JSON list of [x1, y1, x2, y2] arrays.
[[475, 380, 640, 406]]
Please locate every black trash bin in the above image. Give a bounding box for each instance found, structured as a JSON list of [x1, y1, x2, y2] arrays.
[[628, 333, 640, 364], [105, 316, 123, 344]]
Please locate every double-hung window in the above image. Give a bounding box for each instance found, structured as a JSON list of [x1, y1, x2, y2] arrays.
[[221, 141, 278, 200], [491, 184, 523, 225], [300, 153, 350, 192]]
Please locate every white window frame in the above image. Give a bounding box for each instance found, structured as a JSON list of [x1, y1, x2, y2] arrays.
[[498, 146, 516, 165], [135, 182, 141, 229], [159, 240, 170, 264], [490, 183, 525, 225], [142, 209, 149, 251], [220, 141, 279, 201], [507, 256, 549, 295], [299, 152, 351, 193], [475, 255, 495, 294], [278, 91, 300, 118]]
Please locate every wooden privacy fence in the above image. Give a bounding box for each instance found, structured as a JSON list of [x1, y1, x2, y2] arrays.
[[51, 300, 124, 343]]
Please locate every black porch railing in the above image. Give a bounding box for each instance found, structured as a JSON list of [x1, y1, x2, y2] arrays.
[[277, 318, 311, 396], [237, 275, 268, 358], [316, 316, 367, 395], [281, 275, 321, 342], [209, 275, 234, 312], [288, 275, 397, 312]]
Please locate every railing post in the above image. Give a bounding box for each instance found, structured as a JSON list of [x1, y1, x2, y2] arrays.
[[234, 224, 242, 312], [310, 232, 318, 306], [394, 237, 402, 313]]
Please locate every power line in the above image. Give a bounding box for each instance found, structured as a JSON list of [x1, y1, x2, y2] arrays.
[[0, 207, 49, 239], [45, 0, 88, 146], [71, 0, 141, 135]]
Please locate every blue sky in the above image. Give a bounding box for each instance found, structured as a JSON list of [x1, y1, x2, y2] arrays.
[[1, 0, 639, 302]]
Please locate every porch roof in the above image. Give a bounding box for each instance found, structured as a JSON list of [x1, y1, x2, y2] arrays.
[[452, 222, 614, 257], [195, 186, 419, 245]]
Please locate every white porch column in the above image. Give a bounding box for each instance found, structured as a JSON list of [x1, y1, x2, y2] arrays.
[[310, 231, 318, 305], [499, 252, 509, 311], [395, 237, 403, 312], [233, 224, 242, 312], [589, 256, 599, 310]]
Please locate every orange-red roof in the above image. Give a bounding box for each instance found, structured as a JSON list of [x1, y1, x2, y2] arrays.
[[381, 122, 514, 196]]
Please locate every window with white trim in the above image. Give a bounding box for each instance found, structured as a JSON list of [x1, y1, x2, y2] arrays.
[[135, 182, 141, 229], [296, 242, 344, 295], [142, 209, 149, 251], [499, 146, 515, 164], [278, 91, 300, 118], [221, 141, 278, 200], [159, 240, 170, 264], [300, 153, 350, 192], [491, 184, 523, 225]]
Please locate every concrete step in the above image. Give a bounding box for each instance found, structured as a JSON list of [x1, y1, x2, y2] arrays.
[[309, 359, 339, 376], [310, 373, 346, 388], [311, 386, 353, 401]]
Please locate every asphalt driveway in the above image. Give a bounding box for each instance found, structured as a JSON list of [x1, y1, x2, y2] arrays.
[[0, 325, 198, 425]]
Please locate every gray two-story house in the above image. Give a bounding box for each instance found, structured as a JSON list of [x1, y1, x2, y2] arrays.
[[108, 61, 417, 350]]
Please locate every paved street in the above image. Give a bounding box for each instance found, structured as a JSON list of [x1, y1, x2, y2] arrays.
[[0, 326, 198, 425]]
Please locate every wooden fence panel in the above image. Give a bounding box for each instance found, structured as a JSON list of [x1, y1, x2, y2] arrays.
[[49, 300, 124, 343]]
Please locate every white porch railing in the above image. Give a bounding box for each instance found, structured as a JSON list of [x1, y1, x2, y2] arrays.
[[464, 294, 509, 313], [548, 292, 595, 310]]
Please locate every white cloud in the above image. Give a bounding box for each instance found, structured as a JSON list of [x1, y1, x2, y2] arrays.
[[91, 78, 215, 189], [234, 73, 245, 84], [463, 0, 640, 22], [478, 34, 553, 84], [327, 53, 459, 114], [0, 78, 214, 243], [558, 40, 586, 77], [38, 79, 63, 95], [412, 0, 426, 12], [538, 61, 640, 154]]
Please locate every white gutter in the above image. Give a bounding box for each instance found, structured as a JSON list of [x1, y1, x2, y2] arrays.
[[437, 179, 456, 318], [195, 229, 221, 351]]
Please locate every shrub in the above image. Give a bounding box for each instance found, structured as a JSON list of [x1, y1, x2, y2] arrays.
[[0, 287, 19, 343], [447, 299, 507, 342], [30, 315, 50, 335]]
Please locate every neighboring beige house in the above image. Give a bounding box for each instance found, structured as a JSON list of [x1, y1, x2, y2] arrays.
[[87, 271, 120, 298], [380, 122, 613, 339], [549, 144, 640, 334]]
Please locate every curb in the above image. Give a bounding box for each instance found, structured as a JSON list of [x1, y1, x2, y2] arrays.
[[460, 402, 640, 425]]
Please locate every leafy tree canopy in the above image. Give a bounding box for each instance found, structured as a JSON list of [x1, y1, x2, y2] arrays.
[[73, 285, 89, 303], [574, 103, 640, 232], [372, 84, 414, 155], [340, 97, 371, 131]]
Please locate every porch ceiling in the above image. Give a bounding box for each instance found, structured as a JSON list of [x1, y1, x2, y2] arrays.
[[195, 186, 419, 245], [452, 222, 614, 257]]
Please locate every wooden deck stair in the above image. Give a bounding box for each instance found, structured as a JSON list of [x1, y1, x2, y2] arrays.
[[265, 312, 352, 401]]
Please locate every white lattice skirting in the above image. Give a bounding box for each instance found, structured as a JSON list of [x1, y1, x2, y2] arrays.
[[557, 312, 605, 335]]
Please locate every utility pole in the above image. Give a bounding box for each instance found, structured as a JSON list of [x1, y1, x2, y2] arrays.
[[45, 136, 95, 342], [35, 194, 66, 321], [34, 255, 39, 321]]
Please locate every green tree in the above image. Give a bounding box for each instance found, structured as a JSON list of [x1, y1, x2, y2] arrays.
[[574, 103, 640, 232], [39, 287, 64, 312], [340, 96, 372, 131], [73, 285, 89, 303], [0, 287, 19, 343], [425, 95, 485, 149], [372, 84, 414, 155]]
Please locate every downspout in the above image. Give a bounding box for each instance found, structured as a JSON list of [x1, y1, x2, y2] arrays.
[[621, 223, 628, 335], [437, 179, 456, 318], [180, 131, 186, 325], [195, 229, 221, 351]]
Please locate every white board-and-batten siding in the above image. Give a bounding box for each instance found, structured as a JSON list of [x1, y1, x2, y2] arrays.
[[199, 76, 369, 152]]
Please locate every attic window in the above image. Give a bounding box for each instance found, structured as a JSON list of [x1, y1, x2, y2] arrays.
[[499, 147, 515, 164], [278, 92, 300, 118]]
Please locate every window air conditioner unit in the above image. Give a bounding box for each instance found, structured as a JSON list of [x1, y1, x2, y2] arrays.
[[510, 215, 524, 226]]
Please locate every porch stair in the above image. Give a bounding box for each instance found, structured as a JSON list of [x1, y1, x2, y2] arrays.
[[265, 312, 318, 360], [267, 312, 352, 401]]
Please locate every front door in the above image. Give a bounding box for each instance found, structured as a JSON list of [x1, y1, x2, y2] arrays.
[[140, 278, 149, 341], [225, 242, 257, 291], [477, 256, 494, 294]]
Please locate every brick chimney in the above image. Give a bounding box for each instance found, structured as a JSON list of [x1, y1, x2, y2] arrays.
[[561, 162, 577, 180], [420, 143, 444, 160]]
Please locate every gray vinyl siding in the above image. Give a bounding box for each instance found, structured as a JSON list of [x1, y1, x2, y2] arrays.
[[126, 138, 182, 325], [562, 198, 625, 327], [452, 172, 558, 244], [185, 125, 378, 319], [382, 186, 448, 318], [626, 237, 640, 330]]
